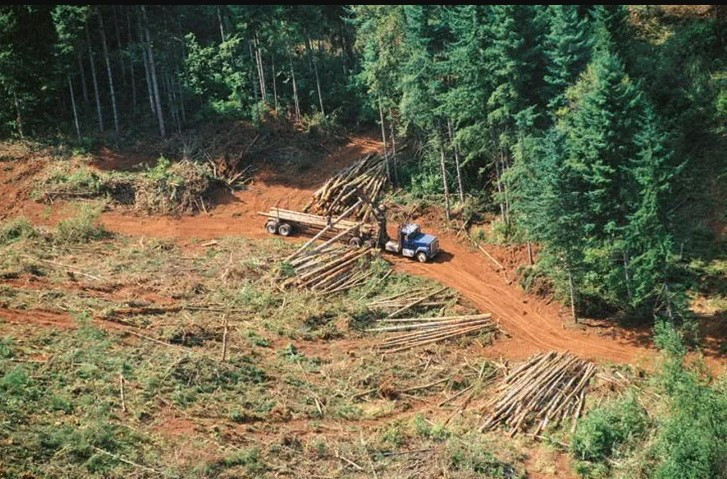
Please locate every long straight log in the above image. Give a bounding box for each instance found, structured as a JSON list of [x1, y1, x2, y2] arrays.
[[386, 287, 448, 319], [380, 323, 498, 348], [382, 324, 495, 353], [369, 317, 492, 333], [380, 313, 491, 323]]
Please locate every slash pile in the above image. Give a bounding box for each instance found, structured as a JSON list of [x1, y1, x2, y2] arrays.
[[370, 314, 498, 353], [303, 153, 387, 222], [280, 244, 377, 294], [480, 351, 596, 436]]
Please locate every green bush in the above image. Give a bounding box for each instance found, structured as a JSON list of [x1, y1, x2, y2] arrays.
[[571, 395, 648, 472], [650, 324, 727, 479], [0, 217, 38, 245], [54, 205, 109, 244]]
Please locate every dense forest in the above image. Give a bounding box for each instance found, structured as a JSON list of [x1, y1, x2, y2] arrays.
[[1, 5, 725, 322]]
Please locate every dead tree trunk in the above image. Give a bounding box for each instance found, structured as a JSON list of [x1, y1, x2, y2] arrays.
[[98, 9, 120, 134], [136, 11, 154, 115], [68, 75, 81, 141], [141, 6, 165, 137], [254, 36, 266, 103], [76, 51, 89, 103], [176, 67, 185, 123], [248, 40, 260, 122], [378, 99, 390, 182], [140, 36, 155, 115], [288, 51, 300, 122], [306, 35, 324, 115], [112, 6, 126, 86], [86, 24, 104, 132], [217, 6, 225, 42], [568, 268, 577, 324], [165, 72, 181, 133], [527, 242, 534, 266], [126, 8, 136, 110], [440, 142, 451, 222], [494, 154, 506, 224], [448, 120, 465, 203], [271, 54, 278, 112], [389, 108, 398, 185], [623, 251, 633, 303], [13, 90, 24, 139]]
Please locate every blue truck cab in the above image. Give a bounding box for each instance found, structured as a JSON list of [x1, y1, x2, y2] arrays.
[[384, 223, 440, 263]]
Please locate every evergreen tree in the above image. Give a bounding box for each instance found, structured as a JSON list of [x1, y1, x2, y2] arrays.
[[543, 5, 592, 114]]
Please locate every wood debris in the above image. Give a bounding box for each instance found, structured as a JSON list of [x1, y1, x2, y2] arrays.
[[303, 152, 387, 222], [480, 351, 596, 436]]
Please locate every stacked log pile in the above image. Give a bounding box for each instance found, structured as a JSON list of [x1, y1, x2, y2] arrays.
[[303, 153, 387, 222], [370, 313, 498, 353], [480, 351, 596, 436]]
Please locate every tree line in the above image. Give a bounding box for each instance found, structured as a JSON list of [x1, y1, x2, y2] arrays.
[[0, 5, 724, 323], [0, 5, 356, 139], [354, 5, 724, 323]]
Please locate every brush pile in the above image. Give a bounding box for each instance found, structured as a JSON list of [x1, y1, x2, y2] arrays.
[[134, 160, 213, 215], [370, 313, 498, 353], [303, 153, 387, 222], [281, 243, 378, 294], [480, 351, 596, 436]]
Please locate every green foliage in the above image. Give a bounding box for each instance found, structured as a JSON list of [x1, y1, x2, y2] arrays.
[[543, 5, 592, 113], [0, 217, 37, 245], [32, 164, 104, 202], [570, 323, 727, 479], [413, 415, 449, 441], [54, 204, 109, 244], [571, 395, 648, 474], [448, 437, 524, 478]]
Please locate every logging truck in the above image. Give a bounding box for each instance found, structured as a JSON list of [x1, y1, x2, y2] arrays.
[[259, 207, 439, 263]]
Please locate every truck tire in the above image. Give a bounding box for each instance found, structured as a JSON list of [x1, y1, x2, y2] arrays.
[[265, 221, 279, 235], [348, 236, 362, 247], [416, 251, 428, 263], [278, 223, 292, 236]]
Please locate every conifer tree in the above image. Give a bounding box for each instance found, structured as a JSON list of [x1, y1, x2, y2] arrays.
[[543, 5, 591, 114]]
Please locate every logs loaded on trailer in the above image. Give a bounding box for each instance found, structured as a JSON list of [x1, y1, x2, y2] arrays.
[[480, 351, 596, 436], [258, 204, 378, 247], [303, 152, 387, 223]]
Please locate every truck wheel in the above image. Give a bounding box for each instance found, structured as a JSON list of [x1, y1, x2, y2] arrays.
[[278, 223, 292, 236], [349, 236, 362, 247], [416, 251, 428, 263], [265, 221, 279, 235]]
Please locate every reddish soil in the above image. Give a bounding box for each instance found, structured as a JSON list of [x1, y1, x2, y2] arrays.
[[0, 307, 75, 330]]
